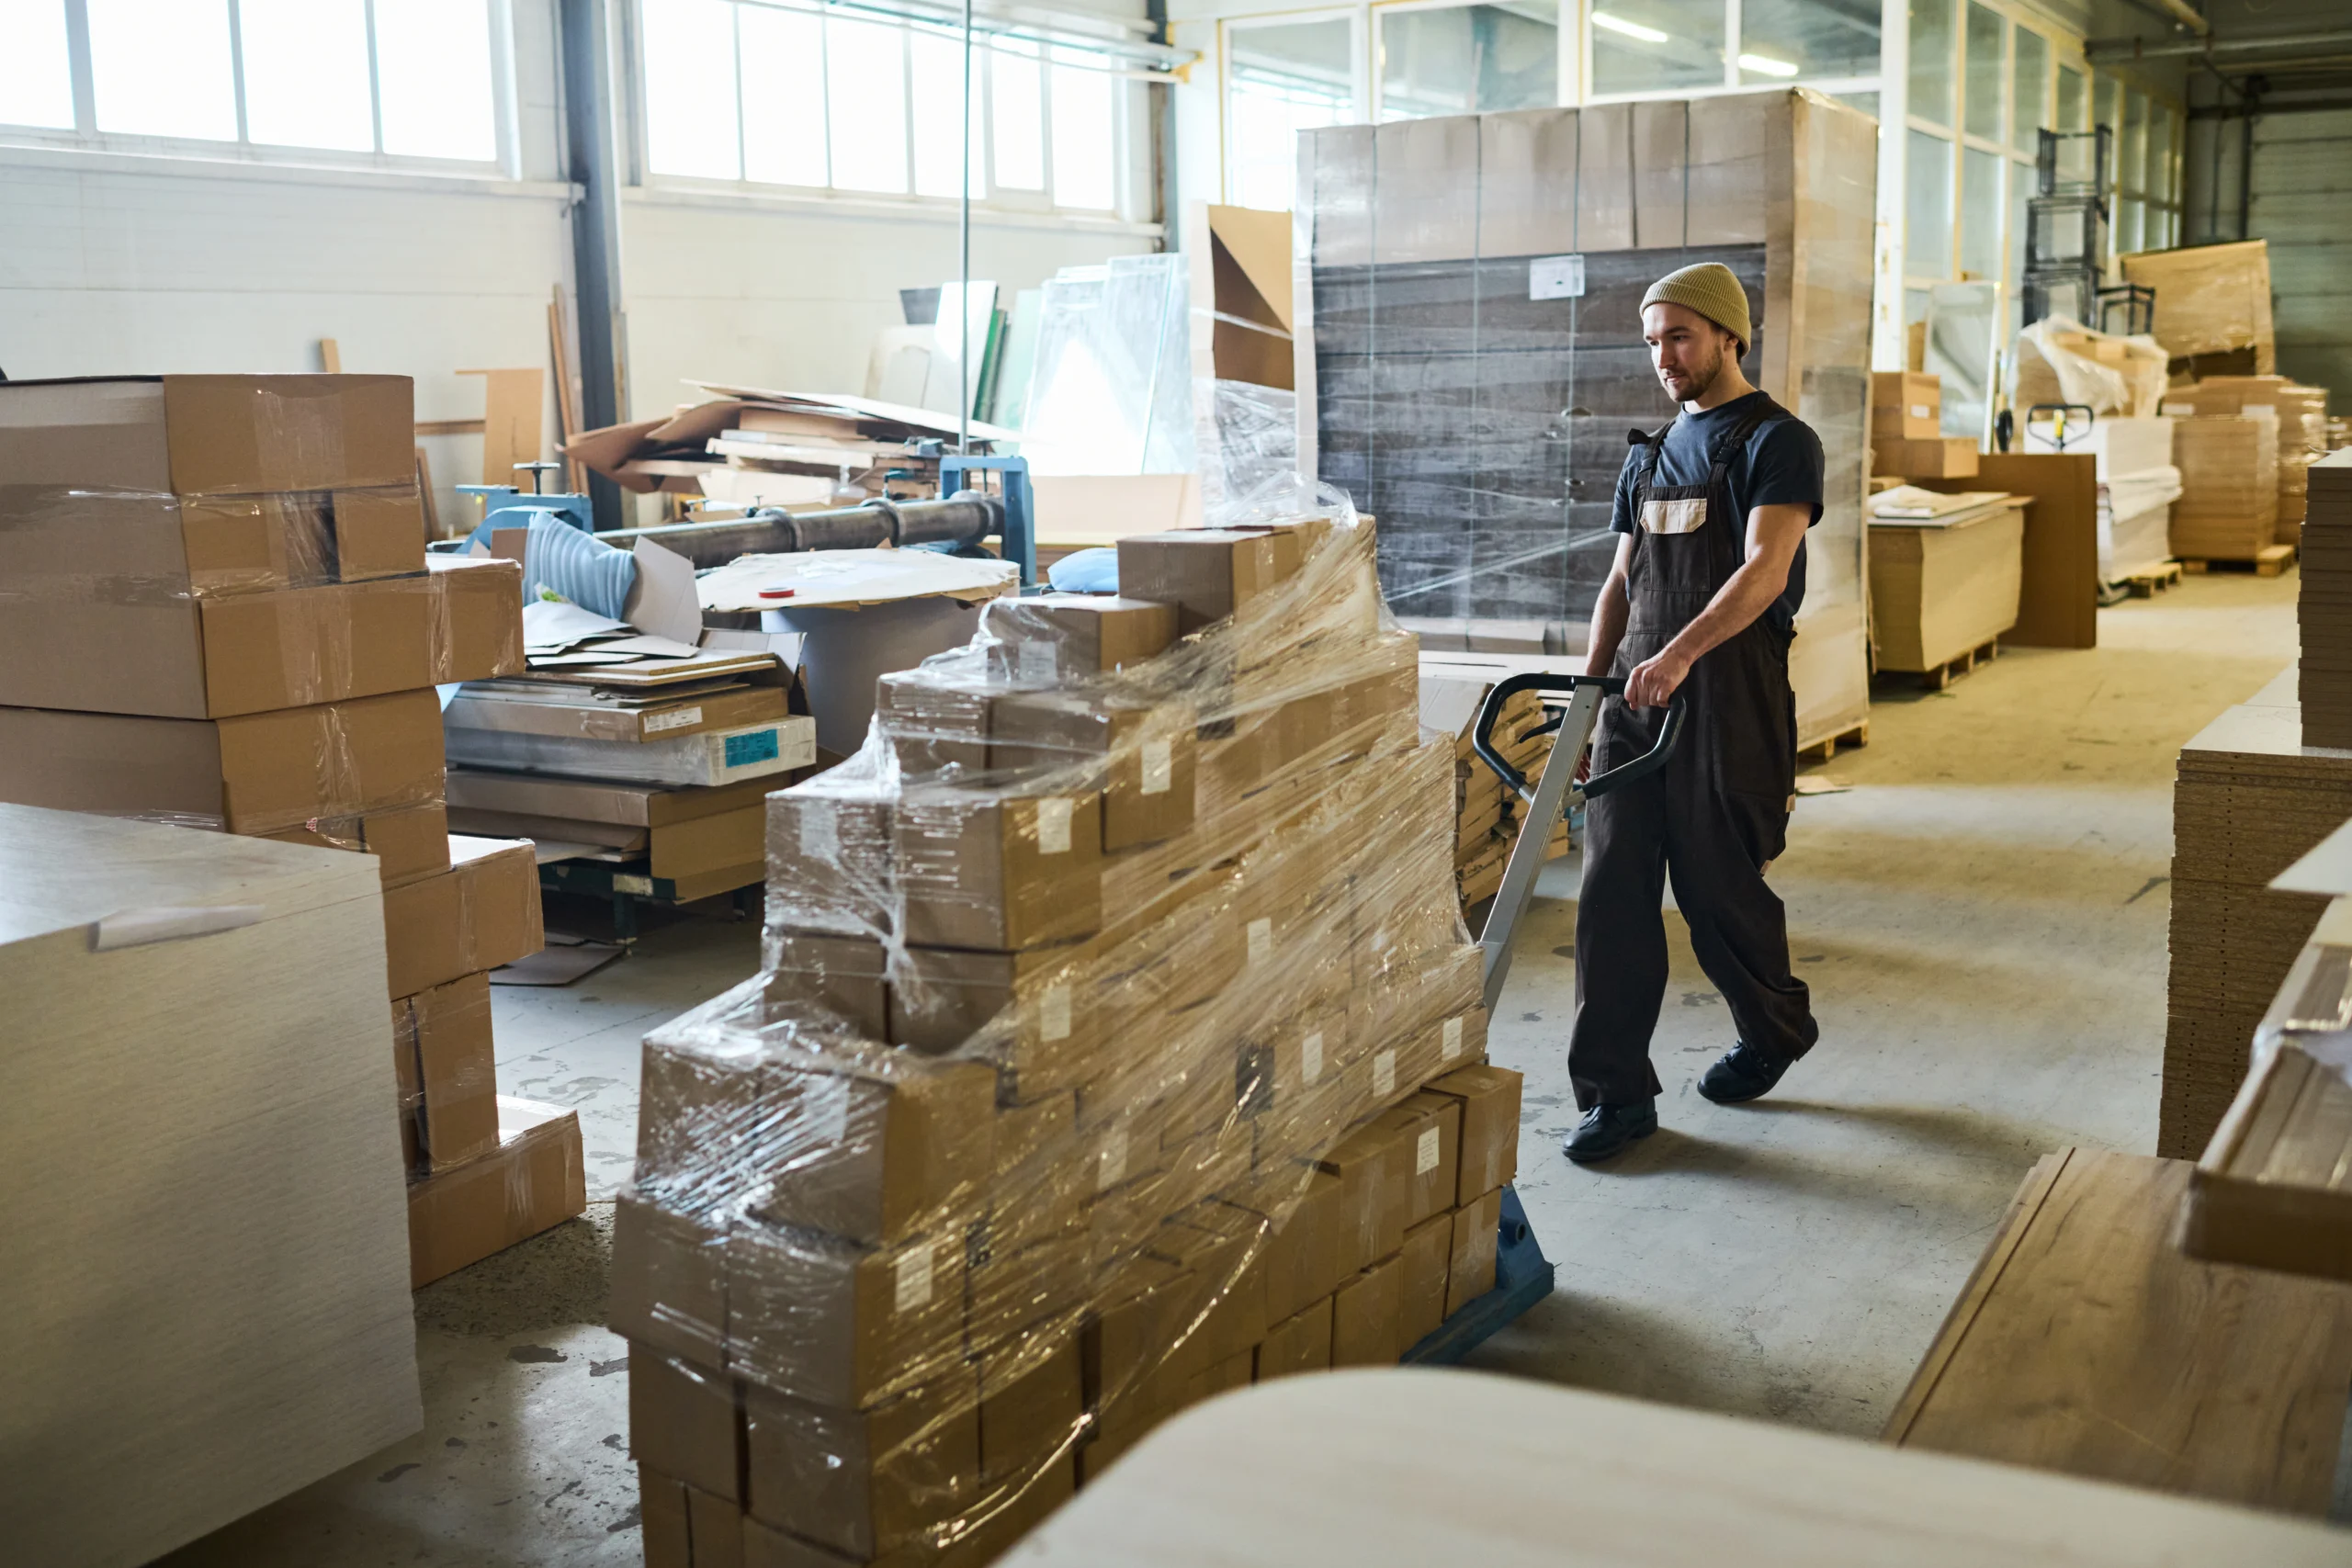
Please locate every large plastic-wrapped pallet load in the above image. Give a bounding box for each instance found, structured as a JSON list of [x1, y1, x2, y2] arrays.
[[1292, 87, 1876, 757], [613, 492, 1525, 1567]]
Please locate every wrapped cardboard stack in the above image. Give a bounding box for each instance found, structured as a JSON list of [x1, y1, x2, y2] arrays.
[[2165, 377, 2330, 547], [2301, 453, 2352, 750], [2120, 240, 2277, 379], [0, 374, 582, 1286], [612, 502, 1525, 1566], [2167, 405, 2279, 564], [2161, 674, 2352, 1157]]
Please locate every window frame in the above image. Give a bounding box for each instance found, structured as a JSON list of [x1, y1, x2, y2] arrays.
[[631, 0, 1140, 220], [1371, 0, 1562, 123], [0, 0, 518, 178]]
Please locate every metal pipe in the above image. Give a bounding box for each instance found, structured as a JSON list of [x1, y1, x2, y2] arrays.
[[957, 0, 973, 457], [2117, 0, 2210, 38], [2086, 28, 2352, 63], [600, 494, 1003, 569]]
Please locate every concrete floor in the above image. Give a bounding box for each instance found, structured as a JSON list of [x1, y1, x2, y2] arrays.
[[162, 570, 2309, 1565]]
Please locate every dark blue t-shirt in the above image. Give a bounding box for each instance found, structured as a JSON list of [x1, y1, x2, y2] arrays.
[[1608, 391, 1824, 635]]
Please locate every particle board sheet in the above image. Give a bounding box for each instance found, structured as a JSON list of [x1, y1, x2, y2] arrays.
[[2300, 452, 2352, 749], [0, 804, 422, 1566], [2163, 692, 2352, 1156], [1883, 1147, 2352, 1517]]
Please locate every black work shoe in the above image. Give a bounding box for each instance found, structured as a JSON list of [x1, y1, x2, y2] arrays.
[[1562, 1099, 1657, 1163], [1698, 1041, 1794, 1104]]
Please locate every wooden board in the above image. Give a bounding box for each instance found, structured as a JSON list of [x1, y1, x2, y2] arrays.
[[1883, 1146, 2352, 1516], [1913, 453, 2098, 649], [1007, 1367, 2352, 1565], [2183, 1043, 2352, 1282], [458, 366, 545, 487]]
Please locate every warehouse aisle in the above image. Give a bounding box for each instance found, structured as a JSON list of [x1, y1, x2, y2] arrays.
[[162, 572, 2304, 1567], [1472, 570, 2304, 1434]]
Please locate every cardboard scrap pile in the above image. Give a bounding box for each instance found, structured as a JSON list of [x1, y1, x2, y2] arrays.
[[0, 374, 582, 1287], [614, 509, 1525, 1567], [2301, 453, 2352, 750], [2162, 671, 2352, 1159]]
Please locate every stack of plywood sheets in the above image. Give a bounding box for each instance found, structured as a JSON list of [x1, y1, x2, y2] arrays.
[[0, 805, 422, 1564], [2164, 687, 2352, 1156], [2299, 452, 2352, 750]]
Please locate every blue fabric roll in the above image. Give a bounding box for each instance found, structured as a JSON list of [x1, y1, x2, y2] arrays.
[[459, 513, 639, 617], [1046, 547, 1120, 594]]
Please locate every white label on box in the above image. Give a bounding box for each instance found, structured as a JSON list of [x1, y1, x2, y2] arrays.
[[1529, 254, 1586, 300], [1417, 1126, 1441, 1177], [1301, 1030, 1325, 1086], [1909, 403, 1932, 422], [1037, 796, 1074, 854], [802, 807, 839, 862], [894, 1241, 934, 1314], [645, 705, 702, 735], [1041, 982, 1072, 1043], [1374, 1049, 1396, 1098], [1098, 1128, 1128, 1192], [807, 1077, 852, 1145], [1442, 1017, 1464, 1061], [1141, 739, 1173, 795], [1018, 641, 1057, 682], [1247, 918, 1273, 964], [615, 874, 654, 896]]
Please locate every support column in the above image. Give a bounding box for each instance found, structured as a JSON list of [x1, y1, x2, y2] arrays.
[[560, 0, 629, 531], [1872, 0, 1909, 371]]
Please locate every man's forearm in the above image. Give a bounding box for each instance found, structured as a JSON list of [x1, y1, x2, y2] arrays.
[[1661, 560, 1785, 669], [1585, 576, 1630, 677]]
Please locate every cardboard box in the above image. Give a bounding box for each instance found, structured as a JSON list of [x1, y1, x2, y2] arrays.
[[381, 834, 543, 998], [630, 1347, 745, 1503], [726, 1223, 968, 1410], [392, 971, 500, 1173], [989, 691, 1198, 852], [1082, 1255, 1200, 1404], [1330, 1253, 1404, 1367], [1446, 1187, 1504, 1315], [406, 1096, 586, 1288], [1377, 1094, 1463, 1230], [766, 784, 896, 940], [445, 678, 788, 744], [875, 670, 992, 775], [980, 593, 1180, 681], [1398, 1212, 1453, 1348], [761, 929, 890, 1039], [425, 554, 526, 682], [639, 1466, 694, 1568], [1257, 1296, 1335, 1380], [1871, 371, 1941, 441], [1871, 435, 1978, 480], [1115, 529, 1299, 633], [0, 374, 418, 495], [1148, 1201, 1272, 1365], [612, 1187, 729, 1368], [0, 687, 444, 837], [746, 1055, 998, 1247], [262, 798, 450, 886], [686, 1484, 746, 1568], [1428, 1063, 1522, 1204], [0, 482, 423, 599], [1236, 1168, 1346, 1322], [895, 788, 1102, 951], [888, 942, 1098, 1100], [967, 1230, 1091, 1359], [1314, 1122, 1410, 1276], [449, 771, 769, 884], [978, 1329, 1082, 1495], [743, 1371, 979, 1559], [391, 991, 424, 1170]]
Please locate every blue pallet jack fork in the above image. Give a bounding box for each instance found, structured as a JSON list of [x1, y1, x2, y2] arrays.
[[1403, 674, 1684, 1364]]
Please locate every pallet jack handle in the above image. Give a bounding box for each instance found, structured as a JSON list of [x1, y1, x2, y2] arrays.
[[1469, 672, 1685, 1016], [1470, 672, 1686, 804]]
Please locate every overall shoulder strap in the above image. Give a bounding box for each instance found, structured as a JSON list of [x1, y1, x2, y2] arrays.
[[1628, 420, 1675, 489], [1707, 395, 1788, 473]]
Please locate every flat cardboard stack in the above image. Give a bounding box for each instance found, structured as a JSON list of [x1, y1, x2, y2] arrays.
[[0, 374, 580, 1284], [1866, 489, 2024, 673], [2162, 684, 2352, 1156], [2168, 410, 2279, 563], [613, 508, 1526, 1566], [2302, 453, 2352, 750], [2165, 378, 2330, 547], [2120, 240, 2277, 379], [1418, 666, 1569, 908], [0, 805, 423, 1565]]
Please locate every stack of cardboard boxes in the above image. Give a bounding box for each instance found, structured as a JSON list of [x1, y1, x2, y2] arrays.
[[1416, 673, 1568, 908], [0, 373, 582, 1284], [1871, 373, 1977, 480], [2165, 377, 2330, 548], [611, 513, 1524, 1566], [2168, 405, 2280, 564], [2303, 454, 2352, 750]]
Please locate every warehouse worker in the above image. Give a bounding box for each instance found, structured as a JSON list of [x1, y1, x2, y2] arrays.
[[1562, 262, 1822, 1164]]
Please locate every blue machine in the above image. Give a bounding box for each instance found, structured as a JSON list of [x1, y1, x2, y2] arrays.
[[455, 461, 594, 543], [936, 451, 1038, 588]]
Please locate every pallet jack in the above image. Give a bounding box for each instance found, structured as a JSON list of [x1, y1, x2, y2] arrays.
[[1403, 674, 1684, 1363]]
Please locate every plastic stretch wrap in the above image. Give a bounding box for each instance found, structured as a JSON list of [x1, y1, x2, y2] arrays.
[[2012, 317, 2169, 420], [618, 487, 1525, 1565], [2119, 241, 2276, 370]]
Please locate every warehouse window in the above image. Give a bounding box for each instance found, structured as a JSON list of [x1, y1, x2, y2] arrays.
[[0, 0, 502, 164], [639, 0, 1131, 215], [1589, 0, 1878, 100], [1376, 0, 1558, 120], [1226, 14, 1358, 211]]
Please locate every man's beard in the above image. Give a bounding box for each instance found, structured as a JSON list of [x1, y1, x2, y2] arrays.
[[1664, 340, 1724, 403]]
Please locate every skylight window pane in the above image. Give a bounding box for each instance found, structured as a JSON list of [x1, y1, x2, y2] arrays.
[[0, 0, 76, 130], [377, 0, 497, 160], [89, 0, 238, 141], [242, 0, 376, 152]]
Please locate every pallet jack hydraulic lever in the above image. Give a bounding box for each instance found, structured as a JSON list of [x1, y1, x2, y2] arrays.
[[1399, 672, 1682, 1367], [1471, 673, 1687, 1013]]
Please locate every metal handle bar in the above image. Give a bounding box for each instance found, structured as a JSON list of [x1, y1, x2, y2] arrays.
[[1469, 671, 1686, 803]]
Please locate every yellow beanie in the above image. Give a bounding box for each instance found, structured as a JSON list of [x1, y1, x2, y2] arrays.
[[1640, 263, 1752, 354]]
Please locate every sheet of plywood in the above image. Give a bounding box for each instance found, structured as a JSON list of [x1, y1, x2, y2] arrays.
[[458, 366, 544, 488], [0, 805, 420, 1565], [1883, 1146, 2352, 1516]]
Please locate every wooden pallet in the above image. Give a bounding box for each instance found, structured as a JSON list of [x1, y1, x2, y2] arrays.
[[1882, 637, 1998, 692], [1797, 720, 1869, 767], [2120, 560, 2185, 596], [2181, 545, 2297, 578]]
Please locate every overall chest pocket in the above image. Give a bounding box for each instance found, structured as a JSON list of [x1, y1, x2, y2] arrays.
[[1638, 495, 1708, 535]]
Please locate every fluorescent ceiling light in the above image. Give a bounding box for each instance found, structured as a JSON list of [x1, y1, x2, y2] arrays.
[[1738, 51, 1800, 77], [1592, 12, 1669, 44]]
